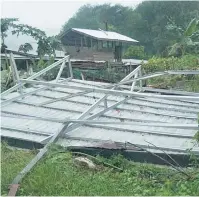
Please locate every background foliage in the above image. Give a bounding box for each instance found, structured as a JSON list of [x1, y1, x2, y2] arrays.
[[142, 55, 199, 91], [61, 1, 199, 56]]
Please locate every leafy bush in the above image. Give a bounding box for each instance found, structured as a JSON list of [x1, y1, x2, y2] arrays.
[[143, 55, 199, 73], [123, 46, 147, 59], [143, 55, 199, 92]]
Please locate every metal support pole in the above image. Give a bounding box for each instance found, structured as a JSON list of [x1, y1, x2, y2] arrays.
[[56, 59, 66, 82], [9, 58, 17, 85], [9, 123, 69, 190], [28, 55, 69, 80], [1, 87, 46, 107], [121, 65, 141, 82], [139, 67, 143, 91], [1, 84, 20, 97], [1, 56, 70, 98], [130, 72, 138, 92], [81, 72, 85, 80], [20, 79, 199, 101], [65, 97, 130, 134], [68, 57, 73, 78], [104, 97, 108, 108], [10, 53, 23, 94]]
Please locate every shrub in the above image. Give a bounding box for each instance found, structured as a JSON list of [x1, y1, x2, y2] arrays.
[[123, 46, 148, 59], [143, 55, 199, 73], [142, 55, 199, 92]]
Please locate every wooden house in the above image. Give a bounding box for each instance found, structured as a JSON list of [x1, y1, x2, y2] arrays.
[[60, 28, 138, 62]]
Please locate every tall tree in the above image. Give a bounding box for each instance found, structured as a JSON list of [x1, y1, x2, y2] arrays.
[[1, 18, 63, 57], [60, 1, 199, 56], [1, 18, 19, 52]]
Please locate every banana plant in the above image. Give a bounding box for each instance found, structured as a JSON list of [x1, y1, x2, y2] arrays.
[[167, 17, 199, 56]]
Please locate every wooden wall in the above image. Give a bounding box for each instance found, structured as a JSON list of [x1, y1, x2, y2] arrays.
[[64, 46, 114, 61]]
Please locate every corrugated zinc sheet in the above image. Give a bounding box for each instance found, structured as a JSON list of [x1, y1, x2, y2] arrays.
[[72, 28, 139, 43], [1, 79, 199, 155]]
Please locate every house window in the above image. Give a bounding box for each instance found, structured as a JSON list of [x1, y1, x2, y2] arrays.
[[102, 41, 108, 48], [107, 41, 113, 48], [98, 41, 103, 50], [92, 40, 98, 50]]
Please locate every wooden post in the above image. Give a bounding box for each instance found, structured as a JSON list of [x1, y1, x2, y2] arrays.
[[81, 37, 83, 48], [91, 38, 93, 48], [84, 36, 87, 47], [26, 60, 28, 73]]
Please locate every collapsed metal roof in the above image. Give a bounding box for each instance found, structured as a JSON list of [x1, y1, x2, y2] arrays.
[[62, 28, 139, 43], [1, 54, 199, 156]]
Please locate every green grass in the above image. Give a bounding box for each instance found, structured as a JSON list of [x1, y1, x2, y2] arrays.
[[1, 142, 36, 195], [1, 143, 199, 196]]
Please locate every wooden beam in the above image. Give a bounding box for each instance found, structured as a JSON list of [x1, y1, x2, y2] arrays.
[[91, 38, 93, 48], [81, 37, 83, 48]]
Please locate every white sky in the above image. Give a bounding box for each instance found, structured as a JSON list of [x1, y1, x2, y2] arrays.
[[1, 0, 143, 36]]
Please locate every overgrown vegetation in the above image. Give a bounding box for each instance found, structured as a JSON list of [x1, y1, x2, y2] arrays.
[[1, 18, 62, 57], [1, 143, 35, 195], [142, 55, 199, 91], [123, 45, 148, 59], [73, 67, 126, 83], [61, 1, 199, 56], [1, 143, 199, 196], [143, 55, 199, 73], [167, 17, 199, 56]]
